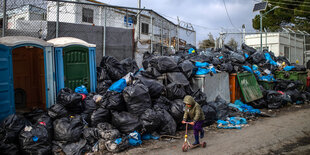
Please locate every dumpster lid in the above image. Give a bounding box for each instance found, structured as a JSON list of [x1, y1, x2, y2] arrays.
[[47, 37, 96, 48], [0, 36, 53, 47]]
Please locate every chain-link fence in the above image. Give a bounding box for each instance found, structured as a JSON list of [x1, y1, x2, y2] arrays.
[[1, 0, 196, 66]]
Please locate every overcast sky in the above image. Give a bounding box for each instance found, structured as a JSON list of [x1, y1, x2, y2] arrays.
[[98, 0, 260, 46]]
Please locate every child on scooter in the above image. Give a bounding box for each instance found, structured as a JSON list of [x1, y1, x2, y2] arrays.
[[182, 95, 205, 145]]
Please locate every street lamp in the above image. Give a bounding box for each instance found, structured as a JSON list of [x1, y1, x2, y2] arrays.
[[259, 6, 280, 51]]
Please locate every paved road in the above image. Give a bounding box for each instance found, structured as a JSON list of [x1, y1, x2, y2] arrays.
[[120, 104, 310, 155]]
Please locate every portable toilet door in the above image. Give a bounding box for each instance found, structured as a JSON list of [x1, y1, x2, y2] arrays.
[[0, 36, 56, 121], [47, 37, 96, 93]]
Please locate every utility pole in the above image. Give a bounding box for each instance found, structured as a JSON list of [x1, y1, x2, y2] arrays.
[[137, 0, 141, 41]]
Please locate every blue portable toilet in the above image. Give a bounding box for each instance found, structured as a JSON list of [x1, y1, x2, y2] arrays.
[[0, 36, 56, 121], [47, 37, 96, 93]]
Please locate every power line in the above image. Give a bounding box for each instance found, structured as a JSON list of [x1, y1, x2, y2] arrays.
[[222, 0, 240, 32]]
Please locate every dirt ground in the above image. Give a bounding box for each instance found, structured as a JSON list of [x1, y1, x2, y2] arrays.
[[117, 103, 310, 155]]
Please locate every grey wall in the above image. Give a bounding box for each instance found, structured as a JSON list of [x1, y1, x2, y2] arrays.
[[47, 22, 133, 66]]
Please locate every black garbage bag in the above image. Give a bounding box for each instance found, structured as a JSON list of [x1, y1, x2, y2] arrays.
[[102, 91, 126, 111], [266, 91, 283, 109], [111, 111, 142, 134], [292, 64, 306, 71], [83, 93, 98, 115], [1, 114, 30, 143], [53, 115, 84, 142], [192, 89, 207, 105], [140, 67, 162, 79], [219, 63, 233, 73], [96, 80, 112, 95], [156, 109, 176, 135], [178, 60, 194, 79], [120, 58, 139, 73], [229, 51, 245, 63], [100, 56, 127, 81], [169, 99, 185, 124], [149, 56, 179, 73], [23, 109, 53, 133], [250, 98, 267, 109], [166, 82, 187, 100], [286, 89, 303, 103], [90, 108, 110, 127], [153, 96, 172, 111], [209, 95, 229, 120], [201, 105, 216, 126], [59, 139, 88, 155], [139, 109, 161, 133], [249, 51, 266, 64], [0, 143, 19, 155], [57, 88, 83, 114], [48, 103, 68, 119], [137, 75, 164, 98], [100, 129, 121, 141], [242, 43, 256, 55], [19, 124, 51, 154], [105, 137, 130, 153], [212, 57, 222, 65], [167, 72, 190, 86], [83, 128, 101, 145], [97, 122, 116, 131], [142, 52, 154, 69], [23, 108, 45, 122], [123, 83, 152, 116], [97, 67, 111, 82]]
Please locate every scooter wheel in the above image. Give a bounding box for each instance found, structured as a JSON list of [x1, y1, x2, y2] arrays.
[[202, 142, 207, 148], [182, 144, 188, 152]]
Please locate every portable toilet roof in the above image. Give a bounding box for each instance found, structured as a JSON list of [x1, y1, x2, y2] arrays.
[[0, 36, 53, 47], [47, 37, 96, 47]]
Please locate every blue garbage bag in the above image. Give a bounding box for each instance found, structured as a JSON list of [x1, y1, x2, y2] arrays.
[[244, 53, 249, 59], [254, 70, 261, 76], [75, 85, 88, 95], [128, 131, 142, 146], [229, 117, 247, 126], [242, 66, 253, 73], [219, 56, 223, 59], [141, 134, 159, 140], [188, 48, 195, 54], [283, 66, 295, 71], [259, 75, 275, 82], [252, 65, 258, 71], [108, 79, 127, 92], [230, 100, 261, 114], [195, 62, 209, 67], [115, 138, 122, 145], [196, 68, 210, 75], [264, 53, 277, 66], [210, 67, 216, 74]]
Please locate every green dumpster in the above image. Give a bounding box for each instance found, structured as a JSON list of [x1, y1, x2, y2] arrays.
[[274, 71, 307, 90], [237, 72, 263, 103], [258, 80, 275, 90]]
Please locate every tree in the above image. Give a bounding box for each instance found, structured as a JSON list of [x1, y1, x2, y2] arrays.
[[227, 38, 238, 50], [199, 33, 215, 50], [252, 0, 310, 32]]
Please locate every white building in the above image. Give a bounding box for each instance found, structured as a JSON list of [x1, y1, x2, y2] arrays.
[[245, 32, 305, 64]]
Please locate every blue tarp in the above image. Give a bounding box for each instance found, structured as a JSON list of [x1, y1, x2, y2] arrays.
[[217, 117, 247, 129], [75, 85, 88, 95], [108, 78, 127, 92], [229, 100, 261, 114]]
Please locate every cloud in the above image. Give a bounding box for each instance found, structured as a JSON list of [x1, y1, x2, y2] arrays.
[[98, 0, 259, 45]]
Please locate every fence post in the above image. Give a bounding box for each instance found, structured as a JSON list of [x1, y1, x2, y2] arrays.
[[56, 1, 59, 38], [2, 0, 7, 37], [103, 6, 107, 56], [150, 11, 153, 53]]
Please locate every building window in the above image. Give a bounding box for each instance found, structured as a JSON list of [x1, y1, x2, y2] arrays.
[[82, 8, 93, 23], [284, 46, 290, 59], [142, 23, 149, 34]]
